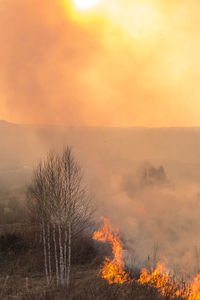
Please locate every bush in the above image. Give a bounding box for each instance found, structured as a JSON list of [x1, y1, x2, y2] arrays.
[[0, 233, 28, 256], [72, 235, 97, 265]]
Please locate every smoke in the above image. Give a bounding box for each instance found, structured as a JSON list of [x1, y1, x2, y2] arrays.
[[1, 0, 200, 277], [0, 0, 102, 125], [1, 121, 200, 275], [1, 0, 200, 126], [94, 162, 200, 277]]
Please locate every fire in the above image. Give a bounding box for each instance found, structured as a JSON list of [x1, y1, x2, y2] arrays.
[[139, 263, 179, 297], [139, 264, 200, 299], [94, 217, 200, 300], [93, 217, 130, 284], [185, 275, 200, 300]]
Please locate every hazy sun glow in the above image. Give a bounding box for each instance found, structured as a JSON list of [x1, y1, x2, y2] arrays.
[[70, 0, 162, 40], [73, 0, 100, 10], [128, 1, 161, 37], [3, 0, 200, 127], [103, 0, 162, 39]]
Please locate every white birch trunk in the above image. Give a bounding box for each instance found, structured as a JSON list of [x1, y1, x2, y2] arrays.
[[64, 226, 68, 281], [66, 221, 71, 288], [47, 222, 52, 283], [42, 220, 50, 286], [58, 216, 64, 286], [53, 222, 59, 286]]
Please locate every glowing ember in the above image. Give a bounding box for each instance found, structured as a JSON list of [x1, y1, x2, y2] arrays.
[[93, 217, 130, 284]]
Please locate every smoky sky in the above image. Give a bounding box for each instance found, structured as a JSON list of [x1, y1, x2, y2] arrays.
[[1, 0, 200, 126]]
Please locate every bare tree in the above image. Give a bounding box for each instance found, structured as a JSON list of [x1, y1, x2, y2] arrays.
[[27, 147, 93, 287]]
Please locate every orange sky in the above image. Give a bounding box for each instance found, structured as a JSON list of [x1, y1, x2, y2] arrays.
[[0, 0, 200, 127]]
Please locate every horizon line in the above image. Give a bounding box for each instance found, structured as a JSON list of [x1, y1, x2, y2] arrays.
[[1, 119, 200, 130]]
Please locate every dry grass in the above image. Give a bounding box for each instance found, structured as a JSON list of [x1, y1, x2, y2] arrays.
[[0, 265, 182, 300], [0, 229, 182, 300]]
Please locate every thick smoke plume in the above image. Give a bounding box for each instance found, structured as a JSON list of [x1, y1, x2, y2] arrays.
[[1, 0, 200, 126], [1, 0, 200, 280]]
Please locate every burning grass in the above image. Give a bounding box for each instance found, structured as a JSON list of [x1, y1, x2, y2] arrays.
[[93, 217, 130, 284], [1, 218, 200, 299], [93, 217, 200, 300]]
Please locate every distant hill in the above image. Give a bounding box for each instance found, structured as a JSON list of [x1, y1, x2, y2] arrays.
[[1, 120, 200, 188]]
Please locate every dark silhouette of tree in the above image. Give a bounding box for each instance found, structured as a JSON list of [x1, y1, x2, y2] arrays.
[[140, 163, 167, 187]]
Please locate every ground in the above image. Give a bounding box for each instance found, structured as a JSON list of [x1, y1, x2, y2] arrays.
[[0, 264, 178, 300]]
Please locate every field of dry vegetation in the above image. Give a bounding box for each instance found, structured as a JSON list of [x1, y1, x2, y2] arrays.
[[0, 189, 176, 300], [0, 235, 175, 300], [0, 209, 182, 300], [2, 125, 200, 299]]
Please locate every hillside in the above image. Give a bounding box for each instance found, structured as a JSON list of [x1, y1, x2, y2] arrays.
[[1, 120, 200, 188]]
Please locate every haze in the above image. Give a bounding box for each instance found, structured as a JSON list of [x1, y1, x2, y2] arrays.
[[0, 0, 200, 127], [1, 120, 200, 275], [1, 0, 200, 283]]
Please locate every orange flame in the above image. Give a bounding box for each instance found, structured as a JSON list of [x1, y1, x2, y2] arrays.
[[185, 275, 200, 300], [139, 263, 180, 297], [94, 217, 200, 300], [139, 264, 200, 299], [93, 217, 130, 284]]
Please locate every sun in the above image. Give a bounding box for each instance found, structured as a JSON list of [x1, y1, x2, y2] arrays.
[[73, 0, 101, 10], [69, 0, 163, 40]]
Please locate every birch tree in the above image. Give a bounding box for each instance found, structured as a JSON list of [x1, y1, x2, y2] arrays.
[[27, 147, 93, 287]]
